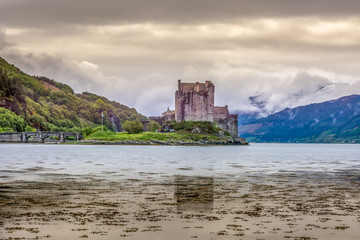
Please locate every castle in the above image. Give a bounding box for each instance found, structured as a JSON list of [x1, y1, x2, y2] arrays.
[[150, 80, 238, 137]]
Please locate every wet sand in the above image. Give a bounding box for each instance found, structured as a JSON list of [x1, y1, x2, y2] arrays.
[[1, 170, 359, 240]]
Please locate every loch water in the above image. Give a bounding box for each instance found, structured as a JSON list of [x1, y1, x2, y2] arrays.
[[1, 143, 359, 181], [0, 143, 359, 240]]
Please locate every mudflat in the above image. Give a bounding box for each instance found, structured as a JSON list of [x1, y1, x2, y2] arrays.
[[1, 170, 359, 240]]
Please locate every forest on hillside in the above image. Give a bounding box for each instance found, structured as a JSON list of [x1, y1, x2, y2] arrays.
[[0, 57, 147, 133]]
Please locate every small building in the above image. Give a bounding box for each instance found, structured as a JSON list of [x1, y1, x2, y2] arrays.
[[150, 80, 238, 137]]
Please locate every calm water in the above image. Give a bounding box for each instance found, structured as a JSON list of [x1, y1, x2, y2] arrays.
[[1, 143, 359, 240], [1, 143, 359, 182]]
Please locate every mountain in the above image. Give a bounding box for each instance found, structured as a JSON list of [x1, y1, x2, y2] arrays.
[[238, 95, 360, 143], [0, 57, 146, 132]]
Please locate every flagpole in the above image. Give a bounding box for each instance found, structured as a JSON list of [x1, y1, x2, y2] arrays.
[[102, 112, 103, 132]]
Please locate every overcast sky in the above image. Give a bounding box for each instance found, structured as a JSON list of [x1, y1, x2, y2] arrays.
[[1, 0, 360, 116]]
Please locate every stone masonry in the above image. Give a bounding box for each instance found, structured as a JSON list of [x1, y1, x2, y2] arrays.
[[150, 80, 238, 137]]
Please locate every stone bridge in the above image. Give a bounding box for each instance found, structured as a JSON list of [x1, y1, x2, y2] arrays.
[[0, 132, 83, 143]]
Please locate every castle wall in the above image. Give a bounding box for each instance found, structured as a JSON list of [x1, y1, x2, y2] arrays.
[[175, 80, 214, 122], [214, 106, 229, 119], [215, 114, 238, 137], [183, 91, 214, 121], [149, 116, 165, 126]]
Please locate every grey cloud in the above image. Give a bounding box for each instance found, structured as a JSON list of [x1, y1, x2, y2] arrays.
[[0, 30, 9, 50], [7, 19, 359, 80], [0, 32, 4, 49], [1, 0, 360, 28]]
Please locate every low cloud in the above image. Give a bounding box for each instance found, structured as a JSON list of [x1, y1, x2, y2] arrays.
[[182, 62, 360, 116]]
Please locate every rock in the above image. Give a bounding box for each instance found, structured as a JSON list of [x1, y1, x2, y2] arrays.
[[233, 137, 249, 145], [150, 140, 171, 145], [107, 108, 122, 132], [217, 130, 226, 138], [191, 127, 202, 134]]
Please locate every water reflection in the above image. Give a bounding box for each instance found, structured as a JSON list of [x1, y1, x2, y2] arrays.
[[174, 175, 214, 212]]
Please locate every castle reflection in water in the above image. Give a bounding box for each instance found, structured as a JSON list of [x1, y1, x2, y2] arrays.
[[174, 175, 214, 212]]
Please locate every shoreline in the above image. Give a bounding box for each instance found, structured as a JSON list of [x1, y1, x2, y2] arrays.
[[0, 137, 249, 146], [76, 137, 249, 146]]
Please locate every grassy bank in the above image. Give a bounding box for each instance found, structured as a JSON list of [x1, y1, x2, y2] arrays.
[[86, 131, 229, 142]]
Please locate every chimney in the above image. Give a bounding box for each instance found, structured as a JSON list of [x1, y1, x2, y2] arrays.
[[178, 79, 181, 92], [196, 82, 200, 92]]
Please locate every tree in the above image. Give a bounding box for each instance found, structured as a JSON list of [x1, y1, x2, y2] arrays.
[[123, 119, 143, 134], [0, 107, 26, 132], [25, 125, 37, 132], [95, 99, 107, 111], [28, 114, 46, 130], [148, 120, 161, 132]]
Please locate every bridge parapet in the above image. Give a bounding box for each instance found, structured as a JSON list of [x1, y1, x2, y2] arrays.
[[0, 132, 83, 143]]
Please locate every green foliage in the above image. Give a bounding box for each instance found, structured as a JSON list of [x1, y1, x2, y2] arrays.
[[166, 120, 226, 135], [79, 92, 146, 122], [0, 107, 26, 132], [148, 120, 161, 132], [123, 119, 144, 134], [0, 57, 147, 132], [0, 70, 25, 102], [85, 131, 228, 142], [88, 130, 115, 139], [28, 114, 46, 130], [82, 126, 94, 136], [25, 125, 37, 132], [0, 127, 15, 133], [95, 99, 107, 111]]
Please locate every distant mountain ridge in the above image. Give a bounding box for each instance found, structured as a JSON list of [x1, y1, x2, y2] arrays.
[[238, 94, 360, 143], [0, 57, 146, 132]]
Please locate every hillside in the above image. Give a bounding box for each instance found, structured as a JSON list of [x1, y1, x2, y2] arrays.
[[238, 95, 360, 143], [0, 57, 146, 132]]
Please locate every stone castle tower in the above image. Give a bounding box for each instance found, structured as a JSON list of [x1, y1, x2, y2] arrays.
[[175, 80, 215, 122], [150, 80, 238, 137]]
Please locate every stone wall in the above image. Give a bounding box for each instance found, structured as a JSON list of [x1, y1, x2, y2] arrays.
[[175, 80, 214, 122], [0, 132, 23, 142], [149, 116, 166, 126], [0, 132, 83, 143], [215, 113, 238, 137]]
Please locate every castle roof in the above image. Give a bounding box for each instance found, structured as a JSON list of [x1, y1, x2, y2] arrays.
[[179, 80, 214, 92], [214, 106, 229, 115], [162, 109, 175, 117], [181, 83, 205, 92]]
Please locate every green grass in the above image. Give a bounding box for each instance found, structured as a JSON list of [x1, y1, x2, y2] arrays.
[[86, 131, 228, 142]]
